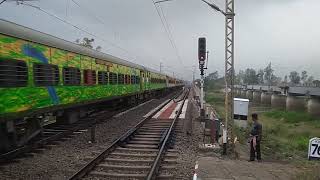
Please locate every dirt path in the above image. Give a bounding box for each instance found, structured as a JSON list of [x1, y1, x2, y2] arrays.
[[197, 156, 299, 180], [196, 143, 303, 180]]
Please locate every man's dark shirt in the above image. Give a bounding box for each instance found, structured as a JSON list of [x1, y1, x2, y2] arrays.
[[251, 121, 262, 141]]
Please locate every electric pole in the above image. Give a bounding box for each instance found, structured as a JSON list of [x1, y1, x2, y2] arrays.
[[192, 65, 196, 83], [154, 0, 236, 155], [224, 0, 235, 155]]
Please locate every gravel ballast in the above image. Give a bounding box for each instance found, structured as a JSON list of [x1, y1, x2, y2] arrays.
[[0, 94, 174, 180], [171, 89, 203, 179]]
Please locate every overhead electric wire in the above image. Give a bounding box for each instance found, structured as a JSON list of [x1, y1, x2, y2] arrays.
[[70, 0, 109, 28], [69, 0, 184, 72], [11, 1, 183, 78], [19, 1, 146, 64], [158, 5, 183, 66], [65, 0, 69, 19], [151, 0, 184, 67], [0, 0, 6, 5]]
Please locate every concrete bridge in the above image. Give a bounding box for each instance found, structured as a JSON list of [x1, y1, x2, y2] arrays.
[[234, 85, 320, 118]]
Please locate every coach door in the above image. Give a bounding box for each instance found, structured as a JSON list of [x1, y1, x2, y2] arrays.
[[140, 71, 145, 92]]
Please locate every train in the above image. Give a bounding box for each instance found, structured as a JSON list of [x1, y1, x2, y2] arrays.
[[0, 19, 183, 152]]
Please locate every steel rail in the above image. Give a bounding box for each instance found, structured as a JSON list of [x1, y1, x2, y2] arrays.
[[0, 97, 155, 163], [68, 90, 182, 180], [146, 88, 189, 180]]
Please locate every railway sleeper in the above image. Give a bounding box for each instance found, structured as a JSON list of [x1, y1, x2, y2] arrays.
[[110, 152, 157, 158], [115, 147, 158, 153], [97, 164, 151, 171], [90, 171, 147, 179]]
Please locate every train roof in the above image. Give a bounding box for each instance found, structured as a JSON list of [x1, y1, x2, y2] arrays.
[[0, 19, 161, 73]]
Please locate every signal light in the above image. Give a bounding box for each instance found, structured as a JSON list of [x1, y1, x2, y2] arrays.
[[198, 37, 206, 62]]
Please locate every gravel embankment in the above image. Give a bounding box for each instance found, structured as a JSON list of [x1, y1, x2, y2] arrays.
[[172, 90, 203, 179], [0, 95, 173, 180]]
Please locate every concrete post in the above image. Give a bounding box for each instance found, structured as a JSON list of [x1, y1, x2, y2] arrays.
[[241, 90, 247, 98], [261, 92, 272, 106], [253, 91, 261, 104], [271, 94, 286, 109], [236, 89, 241, 98], [246, 90, 253, 101], [200, 77, 205, 117], [286, 95, 307, 112], [307, 97, 320, 118]]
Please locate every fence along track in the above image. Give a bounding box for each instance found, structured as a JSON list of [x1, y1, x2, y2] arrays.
[[69, 89, 187, 180]]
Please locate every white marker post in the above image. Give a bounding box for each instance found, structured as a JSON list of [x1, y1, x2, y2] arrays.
[[308, 137, 320, 160]]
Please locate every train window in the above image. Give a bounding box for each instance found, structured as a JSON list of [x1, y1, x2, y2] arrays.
[[127, 75, 131, 84], [83, 69, 96, 85], [131, 75, 135, 84], [0, 59, 28, 87], [98, 71, 108, 85], [63, 67, 81, 85], [124, 74, 128, 84], [109, 72, 117, 84], [136, 76, 140, 84], [118, 74, 124, 84], [34, 63, 59, 86]]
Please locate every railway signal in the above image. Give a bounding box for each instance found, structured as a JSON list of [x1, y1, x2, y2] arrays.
[[156, 0, 236, 156], [198, 37, 206, 64], [198, 37, 207, 120]]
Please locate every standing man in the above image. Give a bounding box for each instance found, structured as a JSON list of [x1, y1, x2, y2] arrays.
[[249, 113, 262, 161]]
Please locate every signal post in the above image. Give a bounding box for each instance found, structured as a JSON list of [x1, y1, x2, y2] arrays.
[[198, 37, 206, 119]]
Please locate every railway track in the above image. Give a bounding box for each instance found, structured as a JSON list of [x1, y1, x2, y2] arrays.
[[0, 97, 163, 164], [69, 88, 189, 180], [0, 110, 121, 163]]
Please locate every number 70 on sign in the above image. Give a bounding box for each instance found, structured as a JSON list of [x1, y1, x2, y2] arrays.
[[308, 137, 320, 160]]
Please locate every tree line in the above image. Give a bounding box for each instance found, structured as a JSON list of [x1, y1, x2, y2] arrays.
[[235, 62, 320, 87], [75, 37, 102, 51]]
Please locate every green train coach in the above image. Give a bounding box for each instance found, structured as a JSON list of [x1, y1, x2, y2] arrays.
[[0, 19, 183, 152]]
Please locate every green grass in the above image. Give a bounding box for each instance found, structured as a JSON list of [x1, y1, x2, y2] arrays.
[[205, 91, 320, 161], [205, 88, 320, 178], [264, 110, 320, 123], [205, 90, 224, 104], [205, 90, 225, 118], [259, 111, 320, 160]]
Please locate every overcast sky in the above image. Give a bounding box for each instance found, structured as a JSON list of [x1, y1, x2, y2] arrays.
[[1, 0, 319, 80]]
